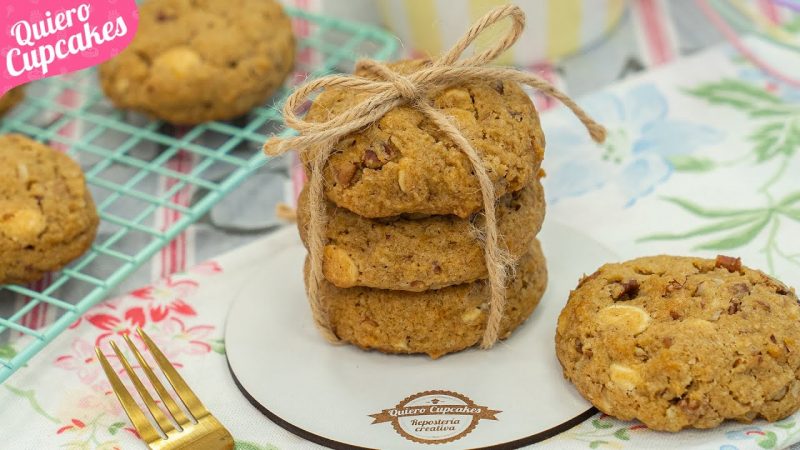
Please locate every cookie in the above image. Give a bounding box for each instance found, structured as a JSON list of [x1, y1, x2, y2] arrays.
[[298, 178, 545, 291], [555, 255, 800, 432], [99, 0, 295, 125], [0, 86, 24, 117], [0, 134, 99, 284], [304, 60, 545, 219], [310, 239, 547, 359]]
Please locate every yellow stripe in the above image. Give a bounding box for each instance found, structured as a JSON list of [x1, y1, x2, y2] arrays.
[[377, 0, 392, 32], [404, 0, 442, 58], [546, 0, 581, 60], [468, 0, 514, 66], [606, 0, 625, 30]]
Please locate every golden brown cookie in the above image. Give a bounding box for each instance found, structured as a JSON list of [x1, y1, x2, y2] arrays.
[[0, 134, 99, 284], [555, 255, 800, 432], [310, 239, 547, 359], [0, 86, 24, 117], [298, 178, 545, 291], [305, 60, 545, 219], [99, 0, 295, 125]]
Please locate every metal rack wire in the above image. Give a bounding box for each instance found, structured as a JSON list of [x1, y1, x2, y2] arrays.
[[0, 7, 398, 383]]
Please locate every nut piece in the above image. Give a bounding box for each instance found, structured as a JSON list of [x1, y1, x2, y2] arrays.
[[597, 304, 651, 335], [0, 209, 46, 244], [322, 245, 359, 288], [334, 161, 358, 187], [461, 308, 482, 324], [152, 47, 203, 79], [362, 149, 383, 169], [609, 363, 641, 391], [715, 255, 742, 273], [16, 163, 29, 182], [612, 279, 640, 301]]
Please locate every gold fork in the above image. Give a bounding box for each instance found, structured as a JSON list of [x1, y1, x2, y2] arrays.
[[96, 327, 234, 450]]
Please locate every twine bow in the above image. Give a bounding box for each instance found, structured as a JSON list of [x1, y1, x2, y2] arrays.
[[264, 4, 606, 349]]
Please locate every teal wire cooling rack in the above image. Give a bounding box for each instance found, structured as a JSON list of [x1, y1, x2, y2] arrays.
[[0, 8, 398, 384]]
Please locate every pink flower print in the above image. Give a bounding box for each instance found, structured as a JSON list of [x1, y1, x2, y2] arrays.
[[190, 260, 223, 276], [131, 278, 198, 322], [141, 317, 215, 359], [54, 338, 103, 386], [87, 306, 147, 346]]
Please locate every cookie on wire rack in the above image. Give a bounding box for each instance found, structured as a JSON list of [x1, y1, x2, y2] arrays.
[[0, 86, 24, 118], [0, 134, 99, 285], [556, 255, 800, 431], [99, 0, 295, 125]]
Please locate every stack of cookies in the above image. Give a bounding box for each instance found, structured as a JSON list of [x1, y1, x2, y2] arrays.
[[297, 61, 548, 358]]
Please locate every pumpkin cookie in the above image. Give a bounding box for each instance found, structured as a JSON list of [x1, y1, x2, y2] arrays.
[[298, 178, 545, 291], [555, 255, 800, 431], [310, 239, 547, 359], [99, 0, 295, 125], [0, 134, 99, 284], [304, 60, 545, 219], [0, 86, 24, 117]]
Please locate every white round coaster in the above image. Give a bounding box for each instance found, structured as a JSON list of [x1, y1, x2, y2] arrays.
[[225, 220, 617, 449]]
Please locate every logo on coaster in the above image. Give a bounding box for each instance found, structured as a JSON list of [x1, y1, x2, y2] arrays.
[[369, 390, 501, 444], [0, 0, 139, 95]]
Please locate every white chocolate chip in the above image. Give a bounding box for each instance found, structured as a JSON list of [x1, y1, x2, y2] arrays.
[[0, 209, 46, 244], [322, 245, 359, 288], [16, 163, 29, 182], [609, 363, 641, 391], [597, 304, 651, 335], [153, 47, 202, 79], [461, 308, 482, 324], [393, 338, 410, 351]]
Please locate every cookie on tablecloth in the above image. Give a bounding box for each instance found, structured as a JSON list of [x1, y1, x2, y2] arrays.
[[0, 134, 99, 284], [0, 86, 24, 118], [304, 60, 545, 219], [311, 239, 547, 359], [555, 255, 800, 431], [298, 178, 545, 291], [99, 0, 295, 125]]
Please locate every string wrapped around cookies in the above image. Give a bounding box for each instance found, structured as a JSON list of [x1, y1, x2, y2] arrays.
[[264, 4, 606, 349]]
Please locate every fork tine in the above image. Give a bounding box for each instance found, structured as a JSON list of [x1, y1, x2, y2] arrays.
[[123, 333, 192, 428], [137, 327, 210, 420], [109, 340, 176, 435], [95, 346, 162, 444]]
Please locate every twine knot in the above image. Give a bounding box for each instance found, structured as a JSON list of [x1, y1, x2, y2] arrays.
[[264, 4, 606, 351]]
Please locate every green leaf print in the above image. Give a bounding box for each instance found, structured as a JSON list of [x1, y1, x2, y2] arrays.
[[686, 79, 783, 115], [108, 421, 126, 435], [758, 430, 778, 449], [661, 197, 761, 218], [613, 428, 630, 440], [211, 338, 226, 355], [0, 344, 16, 360], [688, 80, 800, 164], [589, 440, 609, 449], [779, 191, 800, 208], [751, 121, 800, 161], [774, 419, 796, 429], [235, 441, 280, 450], [668, 155, 716, 172], [639, 215, 763, 242], [694, 214, 771, 250], [591, 418, 613, 429]]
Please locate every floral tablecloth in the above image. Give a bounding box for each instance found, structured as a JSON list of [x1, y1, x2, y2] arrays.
[[2, 39, 800, 450]]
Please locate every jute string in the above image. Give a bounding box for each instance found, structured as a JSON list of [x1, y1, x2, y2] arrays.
[[264, 5, 606, 348]]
